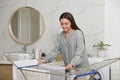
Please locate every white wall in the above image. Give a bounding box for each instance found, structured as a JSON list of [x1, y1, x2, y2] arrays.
[[0, 0, 104, 59], [105, 0, 120, 58]]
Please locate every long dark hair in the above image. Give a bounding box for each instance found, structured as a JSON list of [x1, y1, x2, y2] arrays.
[[59, 12, 80, 30], [59, 12, 86, 44]]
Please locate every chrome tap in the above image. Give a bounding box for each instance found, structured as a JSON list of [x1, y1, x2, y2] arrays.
[[22, 46, 27, 53]]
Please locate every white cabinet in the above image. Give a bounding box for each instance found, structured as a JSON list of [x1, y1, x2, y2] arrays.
[[13, 66, 24, 80]]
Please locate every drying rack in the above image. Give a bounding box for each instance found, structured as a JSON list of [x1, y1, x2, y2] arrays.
[[5, 53, 120, 80]]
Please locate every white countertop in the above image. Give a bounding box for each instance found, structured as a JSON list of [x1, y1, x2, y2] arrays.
[[0, 59, 12, 64]]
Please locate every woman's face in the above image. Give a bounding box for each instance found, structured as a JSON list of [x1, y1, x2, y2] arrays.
[[60, 18, 72, 32]]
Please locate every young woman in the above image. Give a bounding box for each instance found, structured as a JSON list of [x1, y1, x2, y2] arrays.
[[39, 12, 89, 72]]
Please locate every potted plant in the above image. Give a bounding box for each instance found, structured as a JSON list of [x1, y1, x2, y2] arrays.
[[93, 41, 111, 57]]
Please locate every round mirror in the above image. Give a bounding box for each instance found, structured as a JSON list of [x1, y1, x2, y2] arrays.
[[9, 7, 45, 45]]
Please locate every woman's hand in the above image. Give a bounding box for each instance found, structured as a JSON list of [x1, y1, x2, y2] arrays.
[[38, 59, 46, 64], [65, 64, 74, 71]]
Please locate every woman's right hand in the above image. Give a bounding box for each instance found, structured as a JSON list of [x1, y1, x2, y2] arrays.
[[38, 59, 46, 64]]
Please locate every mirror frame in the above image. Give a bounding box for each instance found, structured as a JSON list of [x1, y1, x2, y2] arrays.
[[8, 7, 45, 45]]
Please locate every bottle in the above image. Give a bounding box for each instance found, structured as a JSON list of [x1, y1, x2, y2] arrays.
[[35, 48, 39, 59], [38, 49, 42, 60]]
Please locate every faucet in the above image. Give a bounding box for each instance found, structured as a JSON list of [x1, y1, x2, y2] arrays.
[[22, 45, 27, 53]]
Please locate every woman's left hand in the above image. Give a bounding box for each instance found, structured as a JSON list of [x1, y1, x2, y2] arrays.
[[65, 64, 73, 71]]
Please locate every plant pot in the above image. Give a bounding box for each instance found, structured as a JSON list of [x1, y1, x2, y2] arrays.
[[98, 50, 107, 58]]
